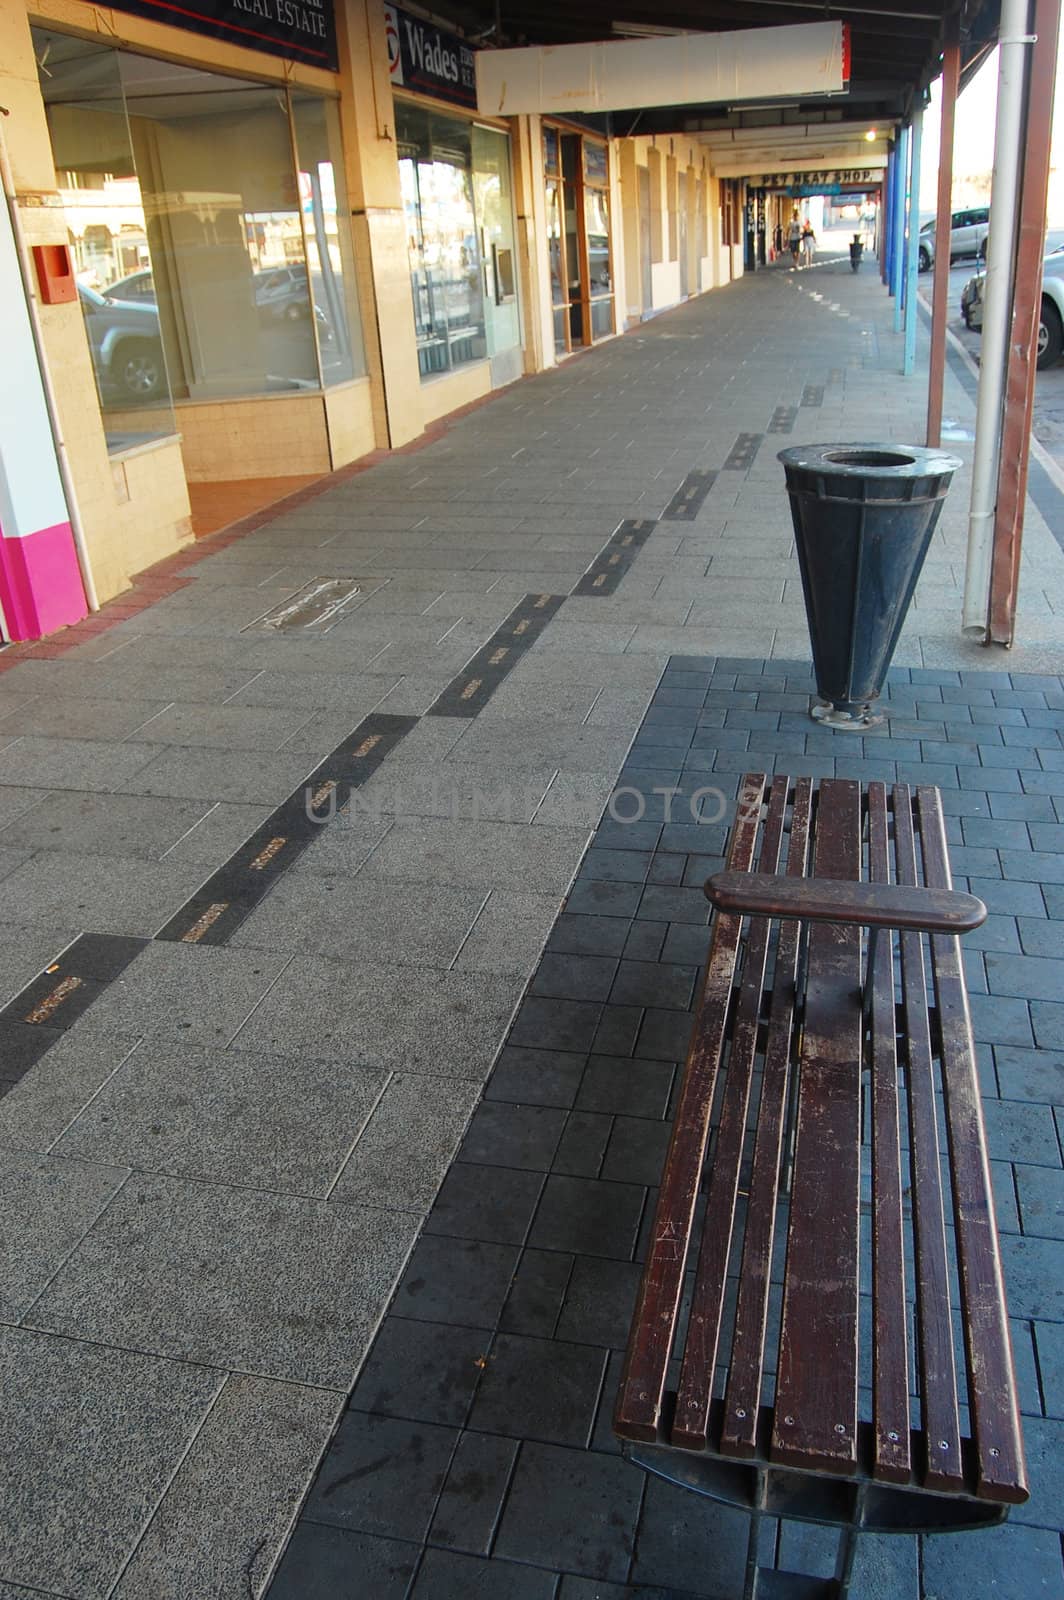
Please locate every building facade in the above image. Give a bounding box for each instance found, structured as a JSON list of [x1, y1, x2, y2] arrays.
[[0, 0, 749, 640]]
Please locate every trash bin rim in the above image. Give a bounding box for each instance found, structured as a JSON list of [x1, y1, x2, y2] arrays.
[[777, 443, 963, 477]]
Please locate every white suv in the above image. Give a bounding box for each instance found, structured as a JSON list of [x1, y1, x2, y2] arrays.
[[918, 207, 990, 272]]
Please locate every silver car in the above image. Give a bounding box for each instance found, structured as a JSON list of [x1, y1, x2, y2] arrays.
[[960, 246, 1064, 369], [918, 206, 990, 272]]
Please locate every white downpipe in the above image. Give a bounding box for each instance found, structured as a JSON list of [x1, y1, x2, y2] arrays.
[[0, 110, 99, 613], [961, 0, 1031, 637]]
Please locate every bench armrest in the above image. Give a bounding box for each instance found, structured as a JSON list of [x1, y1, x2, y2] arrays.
[[705, 872, 986, 935]]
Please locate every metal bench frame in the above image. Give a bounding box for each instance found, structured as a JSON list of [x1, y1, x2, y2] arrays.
[[614, 774, 1028, 1600]]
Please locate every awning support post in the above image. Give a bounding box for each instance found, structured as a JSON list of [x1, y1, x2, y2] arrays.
[[927, 16, 960, 444], [903, 107, 923, 376], [891, 124, 909, 329]]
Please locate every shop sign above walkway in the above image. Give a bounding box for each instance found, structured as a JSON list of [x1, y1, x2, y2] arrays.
[[385, 4, 477, 111], [476, 20, 847, 116], [104, 0, 337, 70], [757, 169, 883, 190]]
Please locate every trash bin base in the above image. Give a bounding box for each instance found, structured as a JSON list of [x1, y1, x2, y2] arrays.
[[810, 698, 884, 731]]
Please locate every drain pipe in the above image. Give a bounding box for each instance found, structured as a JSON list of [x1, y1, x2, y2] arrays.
[[0, 108, 99, 613], [961, 0, 1032, 637]]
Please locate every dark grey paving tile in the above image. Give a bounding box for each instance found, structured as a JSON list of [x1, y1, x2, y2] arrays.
[[459, 1103, 567, 1171], [529, 1175, 645, 1259], [494, 1441, 643, 1583], [982, 1100, 1061, 1166], [554, 1256, 642, 1351], [592, 1005, 644, 1057], [552, 1111, 613, 1178], [532, 954, 620, 1003], [427, 1429, 520, 1556], [350, 1317, 490, 1426], [304, 1412, 457, 1540], [1002, 1235, 1064, 1321], [631, 1473, 750, 1595], [393, 1236, 518, 1330], [268, 1524, 418, 1600], [468, 1332, 607, 1447], [510, 998, 605, 1054], [548, 915, 632, 959], [601, 1118, 671, 1186], [426, 1163, 545, 1245], [412, 1547, 557, 1598], [576, 1056, 675, 1119], [920, 1522, 1062, 1600], [500, 1248, 573, 1338], [995, 1045, 1064, 1103], [1016, 1165, 1064, 1239], [486, 1047, 588, 1109], [610, 960, 696, 1010], [565, 880, 645, 919]]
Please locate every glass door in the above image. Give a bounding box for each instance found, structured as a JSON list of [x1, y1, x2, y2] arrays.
[[472, 124, 521, 387]]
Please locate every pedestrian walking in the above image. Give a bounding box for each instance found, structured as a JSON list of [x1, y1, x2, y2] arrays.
[[800, 219, 816, 268], [787, 213, 802, 266]]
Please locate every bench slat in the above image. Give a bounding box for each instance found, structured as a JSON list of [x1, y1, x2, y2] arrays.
[[614, 772, 769, 1443], [917, 788, 1029, 1504], [772, 779, 863, 1476], [893, 784, 965, 1493], [868, 782, 913, 1484], [720, 777, 814, 1459], [674, 774, 791, 1450]]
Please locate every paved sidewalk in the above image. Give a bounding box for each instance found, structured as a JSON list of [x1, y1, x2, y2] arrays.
[[0, 246, 1061, 1599]]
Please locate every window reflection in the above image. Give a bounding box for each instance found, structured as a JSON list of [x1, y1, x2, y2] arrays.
[[33, 27, 367, 440], [397, 103, 487, 380]]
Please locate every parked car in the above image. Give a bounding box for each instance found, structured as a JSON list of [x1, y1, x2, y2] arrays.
[[103, 268, 156, 304], [918, 206, 990, 272], [960, 246, 1064, 369], [253, 264, 333, 340], [77, 283, 167, 402]]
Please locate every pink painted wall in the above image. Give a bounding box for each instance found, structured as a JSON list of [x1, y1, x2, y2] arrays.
[[0, 519, 86, 641]]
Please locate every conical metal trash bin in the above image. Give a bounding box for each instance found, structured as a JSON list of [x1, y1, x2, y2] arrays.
[[778, 444, 962, 729]]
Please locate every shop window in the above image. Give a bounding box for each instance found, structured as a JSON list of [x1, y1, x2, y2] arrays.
[[397, 102, 487, 380], [33, 27, 366, 451]]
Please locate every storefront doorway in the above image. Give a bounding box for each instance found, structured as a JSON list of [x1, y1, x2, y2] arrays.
[[544, 126, 615, 356]]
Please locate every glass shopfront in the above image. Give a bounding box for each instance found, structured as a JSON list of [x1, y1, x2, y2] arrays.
[[397, 101, 521, 384], [33, 29, 365, 452], [544, 126, 613, 356]]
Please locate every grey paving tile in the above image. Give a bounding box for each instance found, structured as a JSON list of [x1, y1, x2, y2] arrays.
[[0, 1325, 221, 1598], [74, 943, 292, 1048], [0, 851, 211, 937], [632, 1472, 750, 1595], [0, 922, 79, 1007], [112, 1375, 342, 1600], [233, 954, 522, 1082], [54, 1039, 388, 1197], [1016, 1164, 1064, 1238], [455, 889, 564, 976], [352, 764, 555, 824], [0, 736, 167, 793], [159, 800, 273, 865], [0, 1150, 127, 1321], [359, 817, 590, 893], [330, 1074, 479, 1212], [1001, 1235, 1064, 1322], [450, 718, 631, 774], [126, 746, 317, 804], [1, 791, 213, 860], [0, 696, 166, 742], [29, 1173, 419, 1387], [129, 701, 316, 751], [231, 872, 485, 967], [0, 784, 46, 831]]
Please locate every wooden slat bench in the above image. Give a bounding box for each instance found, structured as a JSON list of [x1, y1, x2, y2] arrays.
[[615, 774, 1028, 1600]]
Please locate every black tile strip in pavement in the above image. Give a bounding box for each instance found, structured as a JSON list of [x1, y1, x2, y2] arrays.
[[723, 432, 763, 470], [157, 711, 420, 946], [801, 384, 824, 407], [573, 518, 659, 592], [427, 593, 567, 716], [267, 651, 1064, 1600], [0, 933, 147, 1091], [659, 473, 718, 524], [768, 405, 798, 434]]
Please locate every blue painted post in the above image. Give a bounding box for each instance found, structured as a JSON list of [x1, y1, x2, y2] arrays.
[[903, 108, 924, 375], [891, 124, 909, 330], [882, 149, 894, 285]]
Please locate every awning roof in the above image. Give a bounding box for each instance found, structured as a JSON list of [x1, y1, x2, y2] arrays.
[[427, 0, 999, 133]]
